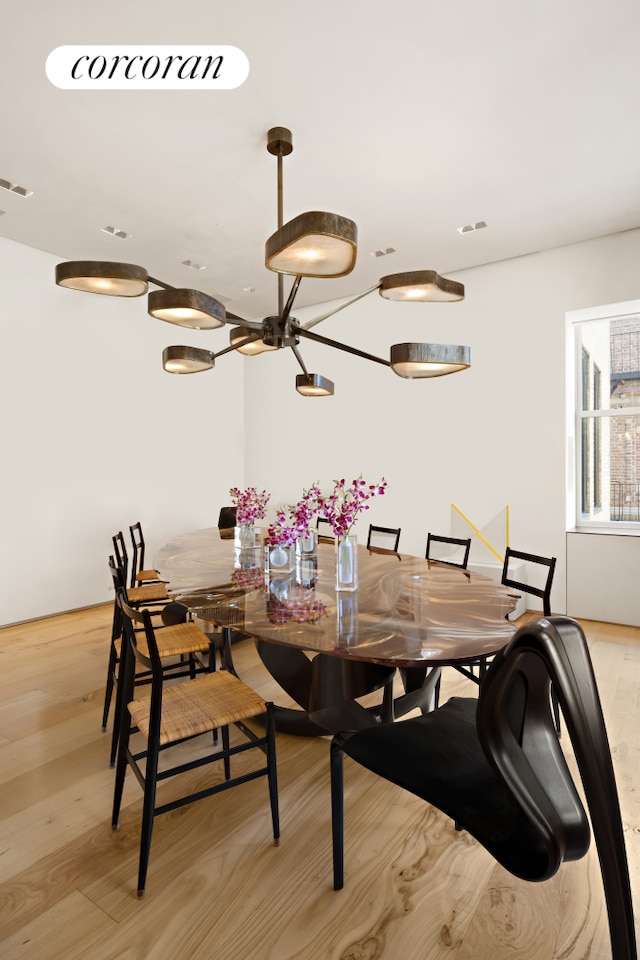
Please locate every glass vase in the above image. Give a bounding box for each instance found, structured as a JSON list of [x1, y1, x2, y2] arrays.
[[234, 524, 257, 549], [265, 542, 295, 575], [335, 533, 358, 591], [233, 524, 261, 569], [295, 530, 318, 560], [337, 592, 358, 647], [295, 530, 318, 586]]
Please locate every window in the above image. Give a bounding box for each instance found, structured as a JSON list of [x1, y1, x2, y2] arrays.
[[571, 303, 640, 529]]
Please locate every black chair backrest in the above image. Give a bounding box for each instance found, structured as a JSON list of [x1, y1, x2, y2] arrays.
[[218, 506, 236, 530], [112, 531, 129, 583], [425, 533, 471, 569], [129, 522, 147, 586], [501, 547, 556, 616], [116, 587, 162, 686], [366, 525, 401, 552], [477, 616, 635, 960], [316, 517, 335, 542]]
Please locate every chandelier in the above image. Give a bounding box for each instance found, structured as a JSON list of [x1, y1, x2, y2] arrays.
[[55, 126, 471, 396]]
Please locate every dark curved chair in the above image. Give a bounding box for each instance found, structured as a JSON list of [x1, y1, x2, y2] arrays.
[[425, 532, 471, 569], [330, 616, 636, 960]]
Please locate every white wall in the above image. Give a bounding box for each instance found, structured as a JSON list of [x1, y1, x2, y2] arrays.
[[245, 227, 640, 618], [4, 227, 640, 625], [0, 237, 245, 625]]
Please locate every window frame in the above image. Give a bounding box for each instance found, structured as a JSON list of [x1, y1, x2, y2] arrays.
[[567, 299, 640, 533]]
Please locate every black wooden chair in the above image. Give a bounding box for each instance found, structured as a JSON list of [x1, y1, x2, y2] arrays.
[[218, 505, 237, 540], [453, 546, 557, 692], [103, 557, 212, 766], [501, 546, 556, 618], [316, 516, 335, 543], [366, 524, 401, 557], [425, 533, 471, 569], [112, 589, 280, 897], [129, 521, 161, 586], [330, 616, 636, 960], [113, 531, 169, 607]]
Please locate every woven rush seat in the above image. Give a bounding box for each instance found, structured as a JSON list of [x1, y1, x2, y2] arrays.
[[127, 581, 169, 605], [111, 622, 210, 664], [135, 566, 161, 583], [128, 669, 267, 746], [137, 620, 212, 660]]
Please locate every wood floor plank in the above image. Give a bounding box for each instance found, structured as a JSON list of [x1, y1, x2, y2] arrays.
[[0, 890, 116, 960], [0, 605, 637, 959]]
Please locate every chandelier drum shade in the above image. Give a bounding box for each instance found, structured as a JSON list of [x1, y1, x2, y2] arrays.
[[55, 126, 471, 394], [55, 260, 148, 297], [390, 343, 471, 378]]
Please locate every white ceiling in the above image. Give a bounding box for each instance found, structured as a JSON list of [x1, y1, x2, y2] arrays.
[[2, 0, 640, 322]]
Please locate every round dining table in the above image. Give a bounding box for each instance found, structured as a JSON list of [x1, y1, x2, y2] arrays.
[[155, 528, 519, 735]]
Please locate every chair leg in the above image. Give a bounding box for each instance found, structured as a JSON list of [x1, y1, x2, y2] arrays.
[[381, 676, 395, 723], [112, 639, 134, 828], [136, 742, 159, 898], [266, 702, 280, 844], [102, 641, 118, 732], [109, 647, 128, 767], [222, 725, 231, 780], [330, 738, 345, 890], [103, 605, 122, 731]]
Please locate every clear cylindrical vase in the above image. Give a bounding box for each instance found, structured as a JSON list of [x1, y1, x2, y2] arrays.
[[233, 524, 260, 569], [335, 533, 358, 591], [295, 531, 318, 585], [234, 524, 257, 549]]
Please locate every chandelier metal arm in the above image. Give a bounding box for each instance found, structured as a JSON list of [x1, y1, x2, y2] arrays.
[[281, 276, 302, 324], [212, 341, 249, 361], [295, 325, 390, 367], [291, 344, 310, 377], [147, 275, 174, 290], [301, 282, 382, 330]]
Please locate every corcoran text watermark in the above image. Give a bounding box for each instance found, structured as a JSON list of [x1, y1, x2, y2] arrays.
[[46, 45, 249, 90]]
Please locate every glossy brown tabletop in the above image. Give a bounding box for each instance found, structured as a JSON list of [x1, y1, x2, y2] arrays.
[[155, 527, 518, 670]]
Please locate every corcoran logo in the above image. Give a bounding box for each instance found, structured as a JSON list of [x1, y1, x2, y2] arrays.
[[45, 45, 249, 90]]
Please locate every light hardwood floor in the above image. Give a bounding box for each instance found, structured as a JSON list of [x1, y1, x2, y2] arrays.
[[0, 605, 637, 959]]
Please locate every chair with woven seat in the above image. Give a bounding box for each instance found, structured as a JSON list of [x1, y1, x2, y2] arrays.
[[425, 533, 471, 569], [113, 531, 169, 607], [330, 616, 636, 960], [129, 521, 161, 586], [366, 524, 401, 557], [103, 557, 212, 766], [112, 589, 280, 897]]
